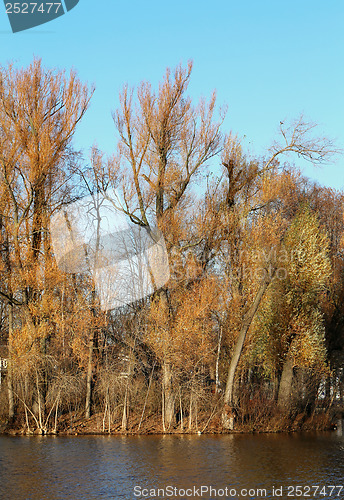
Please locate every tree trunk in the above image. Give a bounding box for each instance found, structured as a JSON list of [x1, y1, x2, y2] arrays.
[[7, 303, 14, 421], [222, 265, 276, 429], [121, 389, 128, 431], [162, 361, 174, 430], [277, 352, 294, 411], [85, 287, 99, 420], [300, 369, 320, 416], [215, 325, 223, 394], [85, 330, 95, 419], [188, 375, 195, 431]]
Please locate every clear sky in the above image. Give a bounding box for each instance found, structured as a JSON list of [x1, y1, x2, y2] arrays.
[[0, 0, 343, 189]]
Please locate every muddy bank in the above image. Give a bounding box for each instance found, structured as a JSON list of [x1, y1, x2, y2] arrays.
[[1, 409, 335, 437]]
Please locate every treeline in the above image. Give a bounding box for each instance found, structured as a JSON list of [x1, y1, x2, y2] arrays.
[[0, 59, 343, 434]]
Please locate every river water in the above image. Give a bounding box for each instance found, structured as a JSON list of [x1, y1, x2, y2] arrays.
[[0, 430, 343, 499]]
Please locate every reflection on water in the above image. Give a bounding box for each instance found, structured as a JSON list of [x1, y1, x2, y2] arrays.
[[0, 431, 343, 499]]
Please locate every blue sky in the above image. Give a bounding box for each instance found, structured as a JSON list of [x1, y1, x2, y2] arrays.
[[0, 0, 343, 189]]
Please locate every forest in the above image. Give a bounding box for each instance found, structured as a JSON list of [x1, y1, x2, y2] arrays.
[[0, 59, 343, 435]]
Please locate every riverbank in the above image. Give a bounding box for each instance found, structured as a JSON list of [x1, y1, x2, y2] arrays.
[[1, 407, 336, 437]]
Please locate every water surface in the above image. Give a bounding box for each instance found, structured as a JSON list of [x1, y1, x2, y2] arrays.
[[0, 431, 343, 499]]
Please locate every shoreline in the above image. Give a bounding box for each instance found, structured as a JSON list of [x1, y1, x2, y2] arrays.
[[1, 413, 338, 437]]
